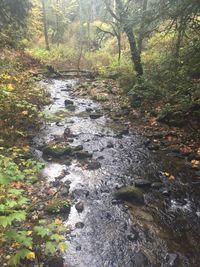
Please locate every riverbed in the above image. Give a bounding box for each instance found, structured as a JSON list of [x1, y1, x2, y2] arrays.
[[33, 79, 200, 267]]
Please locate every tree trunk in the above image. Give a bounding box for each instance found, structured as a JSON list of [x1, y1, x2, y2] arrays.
[[125, 25, 143, 76], [117, 33, 121, 64], [138, 0, 148, 55], [115, 0, 143, 76], [55, 0, 59, 46], [41, 0, 50, 50], [77, 0, 84, 73]]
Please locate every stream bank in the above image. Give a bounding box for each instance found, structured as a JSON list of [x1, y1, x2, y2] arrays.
[[33, 78, 200, 267]]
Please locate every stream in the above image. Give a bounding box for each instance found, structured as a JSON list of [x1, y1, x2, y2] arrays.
[[33, 79, 200, 267]]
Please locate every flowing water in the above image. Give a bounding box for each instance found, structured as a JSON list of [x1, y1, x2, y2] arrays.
[[33, 79, 200, 267]]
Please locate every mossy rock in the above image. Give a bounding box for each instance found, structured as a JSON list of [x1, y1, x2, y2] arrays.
[[42, 143, 72, 157], [45, 110, 70, 122], [114, 186, 144, 204], [45, 198, 71, 214]]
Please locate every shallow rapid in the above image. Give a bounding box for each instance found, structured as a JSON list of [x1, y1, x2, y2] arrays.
[[33, 79, 200, 267]]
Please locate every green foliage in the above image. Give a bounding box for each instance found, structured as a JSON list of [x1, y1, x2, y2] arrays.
[[0, 0, 31, 48], [0, 151, 68, 266], [26, 45, 76, 65], [128, 77, 161, 108], [0, 58, 49, 143], [140, 28, 200, 120]]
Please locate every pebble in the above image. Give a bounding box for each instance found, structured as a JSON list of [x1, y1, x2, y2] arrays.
[[127, 234, 136, 242], [76, 245, 82, 251], [162, 189, 171, 196], [75, 222, 84, 229]]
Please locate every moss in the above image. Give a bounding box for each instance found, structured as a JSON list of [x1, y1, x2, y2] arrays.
[[42, 143, 72, 157], [93, 94, 108, 102], [45, 109, 70, 122], [114, 186, 144, 204], [46, 198, 71, 214]]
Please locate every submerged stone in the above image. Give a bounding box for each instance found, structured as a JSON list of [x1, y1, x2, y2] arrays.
[[72, 145, 84, 151], [151, 182, 163, 189], [90, 113, 103, 119], [65, 104, 76, 111], [86, 160, 101, 170], [86, 107, 93, 112], [75, 201, 84, 213], [114, 186, 144, 204], [75, 151, 92, 159], [75, 222, 84, 229], [64, 99, 74, 106], [134, 179, 151, 188]]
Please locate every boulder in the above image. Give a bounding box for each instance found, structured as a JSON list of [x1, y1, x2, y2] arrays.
[[42, 144, 72, 157], [114, 186, 144, 204]]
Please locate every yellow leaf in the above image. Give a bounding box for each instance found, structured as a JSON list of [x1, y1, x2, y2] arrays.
[[55, 219, 62, 225], [169, 175, 175, 181], [26, 252, 35, 260], [22, 145, 30, 152], [21, 110, 29, 115], [11, 242, 20, 248], [32, 215, 38, 220], [27, 231, 32, 236], [164, 172, 170, 177], [191, 160, 200, 167], [58, 243, 66, 253]]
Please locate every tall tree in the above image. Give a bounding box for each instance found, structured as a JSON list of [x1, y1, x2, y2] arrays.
[[138, 0, 148, 55], [0, 0, 31, 47], [41, 0, 50, 50], [104, 0, 143, 76]]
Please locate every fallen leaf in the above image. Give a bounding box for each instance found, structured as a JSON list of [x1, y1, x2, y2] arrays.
[[26, 252, 35, 260]]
